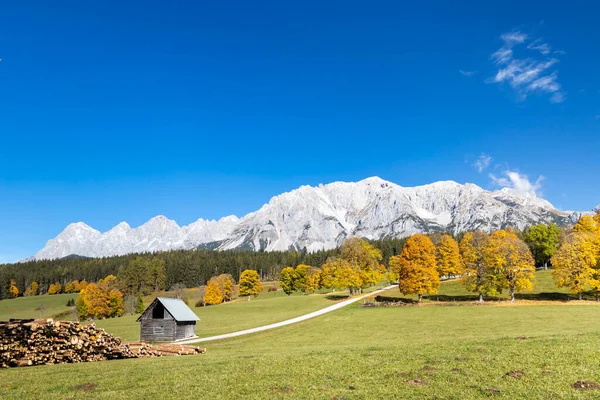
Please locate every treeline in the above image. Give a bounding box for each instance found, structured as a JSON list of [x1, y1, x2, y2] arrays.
[[0, 238, 408, 300]]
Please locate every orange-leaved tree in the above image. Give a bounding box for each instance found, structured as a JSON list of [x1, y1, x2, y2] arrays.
[[76, 275, 124, 319], [48, 282, 62, 295], [238, 270, 263, 300], [204, 277, 224, 305], [436, 234, 462, 278], [389, 234, 439, 302]]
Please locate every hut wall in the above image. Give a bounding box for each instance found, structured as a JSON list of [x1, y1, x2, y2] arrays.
[[140, 319, 177, 342], [175, 322, 197, 340]]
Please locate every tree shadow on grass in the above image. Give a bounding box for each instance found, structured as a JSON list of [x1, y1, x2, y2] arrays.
[[374, 296, 419, 304], [325, 294, 350, 301], [421, 292, 593, 303]]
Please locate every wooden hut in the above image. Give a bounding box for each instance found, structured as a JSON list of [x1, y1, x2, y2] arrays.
[[137, 297, 200, 342]]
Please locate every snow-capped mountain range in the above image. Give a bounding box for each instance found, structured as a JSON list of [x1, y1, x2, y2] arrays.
[[31, 177, 597, 260]]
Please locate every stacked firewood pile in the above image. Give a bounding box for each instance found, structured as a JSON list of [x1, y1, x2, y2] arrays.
[[0, 318, 206, 368]]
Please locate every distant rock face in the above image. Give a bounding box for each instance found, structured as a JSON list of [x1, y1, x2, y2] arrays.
[[32, 177, 592, 260], [33, 216, 240, 260]]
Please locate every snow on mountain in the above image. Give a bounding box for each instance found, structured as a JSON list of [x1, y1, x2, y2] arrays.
[[33, 215, 240, 260], [32, 177, 591, 260], [218, 177, 572, 252]]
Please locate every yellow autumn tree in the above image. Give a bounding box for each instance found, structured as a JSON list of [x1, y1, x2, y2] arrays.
[[64, 280, 80, 293], [75, 275, 125, 319], [48, 282, 62, 295], [552, 232, 599, 300], [459, 231, 499, 302], [486, 230, 535, 302], [389, 234, 439, 302], [8, 279, 19, 298], [238, 270, 263, 299], [204, 277, 223, 305], [216, 274, 235, 302], [108, 289, 124, 317], [436, 234, 462, 278], [321, 258, 362, 293], [24, 281, 39, 296], [279, 267, 297, 296], [340, 238, 386, 290], [79, 283, 111, 318], [574, 215, 600, 235], [321, 238, 385, 295], [304, 266, 322, 293]]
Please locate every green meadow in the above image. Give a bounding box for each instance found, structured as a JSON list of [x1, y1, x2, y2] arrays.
[[2, 271, 600, 399], [2, 301, 600, 399]]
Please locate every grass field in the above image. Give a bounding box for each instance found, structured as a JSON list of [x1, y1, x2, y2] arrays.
[[3, 272, 600, 398], [2, 301, 600, 399], [94, 291, 337, 341], [0, 286, 370, 341], [0, 293, 78, 321]]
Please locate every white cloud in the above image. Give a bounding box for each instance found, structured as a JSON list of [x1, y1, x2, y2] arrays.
[[500, 32, 528, 45], [459, 70, 477, 76], [489, 170, 544, 198], [488, 29, 565, 103], [527, 39, 552, 55], [473, 153, 493, 173]]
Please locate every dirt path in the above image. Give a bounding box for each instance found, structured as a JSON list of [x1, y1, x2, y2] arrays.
[[176, 285, 396, 344]]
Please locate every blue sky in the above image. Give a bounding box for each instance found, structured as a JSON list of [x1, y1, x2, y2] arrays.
[[1, 1, 599, 262]]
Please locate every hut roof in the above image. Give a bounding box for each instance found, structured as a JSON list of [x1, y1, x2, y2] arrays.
[[137, 297, 200, 322]]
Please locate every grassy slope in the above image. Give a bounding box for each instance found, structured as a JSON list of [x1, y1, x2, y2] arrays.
[[0, 283, 386, 341], [94, 291, 335, 341], [2, 302, 600, 399], [0, 293, 78, 321]]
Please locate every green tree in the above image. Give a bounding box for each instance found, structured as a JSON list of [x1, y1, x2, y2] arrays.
[[120, 257, 152, 295], [239, 270, 263, 299], [524, 223, 561, 269], [148, 258, 167, 292]]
